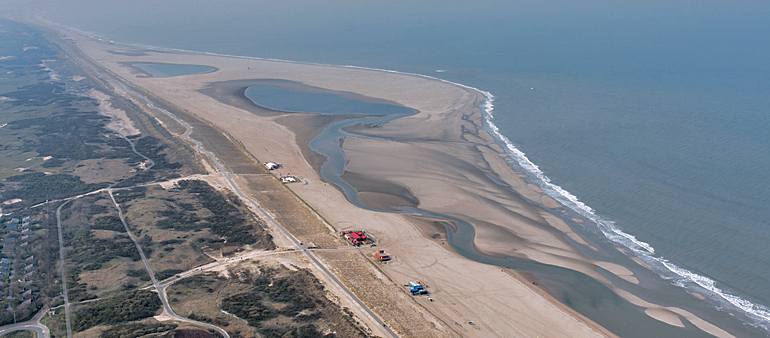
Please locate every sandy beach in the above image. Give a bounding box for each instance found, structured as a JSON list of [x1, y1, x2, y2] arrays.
[[40, 22, 740, 338]]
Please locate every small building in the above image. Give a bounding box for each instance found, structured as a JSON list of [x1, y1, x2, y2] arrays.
[[349, 231, 365, 242], [374, 250, 390, 261], [0, 259, 9, 274], [346, 232, 365, 245], [342, 230, 372, 246], [408, 281, 425, 289], [6, 223, 18, 230], [21, 216, 31, 223], [409, 281, 428, 295], [6, 218, 20, 224]]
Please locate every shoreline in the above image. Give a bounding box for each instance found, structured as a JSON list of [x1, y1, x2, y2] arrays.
[[37, 20, 757, 337]]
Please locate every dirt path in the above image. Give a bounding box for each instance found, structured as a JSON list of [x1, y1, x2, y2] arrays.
[[107, 188, 230, 338]]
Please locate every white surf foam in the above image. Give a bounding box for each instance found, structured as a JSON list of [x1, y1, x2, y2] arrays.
[[477, 91, 770, 333]]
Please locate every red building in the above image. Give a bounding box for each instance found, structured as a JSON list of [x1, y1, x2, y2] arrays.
[[344, 231, 368, 246], [375, 250, 390, 261]]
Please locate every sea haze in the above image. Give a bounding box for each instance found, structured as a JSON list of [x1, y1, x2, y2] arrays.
[[22, 0, 770, 334]]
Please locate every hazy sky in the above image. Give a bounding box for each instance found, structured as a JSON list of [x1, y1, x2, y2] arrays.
[[6, 0, 770, 25]]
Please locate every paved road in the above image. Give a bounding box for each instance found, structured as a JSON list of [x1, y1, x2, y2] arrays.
[[107, 189, 230, 338], [58, 41, 397, 337], [128, 88, 399, 338], [55, 201, 73, 338], [0, 306, 50, 338]]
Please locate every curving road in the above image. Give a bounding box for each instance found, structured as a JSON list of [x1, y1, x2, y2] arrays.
[[0, 307, 50, 338], [48, 174, 236, 338], [107, 189, 229, 338]]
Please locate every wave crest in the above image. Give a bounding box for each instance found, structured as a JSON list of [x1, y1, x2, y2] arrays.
[[477, 91, 770, 333]]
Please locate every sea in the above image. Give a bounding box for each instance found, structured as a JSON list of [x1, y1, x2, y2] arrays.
[[13, 0, 770, 335]]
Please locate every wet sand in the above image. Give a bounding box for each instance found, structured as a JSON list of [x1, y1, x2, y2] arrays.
[[46, 25, 741, 338]]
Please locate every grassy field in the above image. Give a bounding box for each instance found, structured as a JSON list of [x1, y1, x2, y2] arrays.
[[59, 194, 147, 299], [234, 175, 344, 249], [0, 18, 206, 327], [115, 180, 274, 273], [0, 330, 35, 338], [70, 289, 162, 332], [0, 22, 94, 318], [166, 273, 254, 338], [168, 259, 372, 338], [55, 177, 277, 333]]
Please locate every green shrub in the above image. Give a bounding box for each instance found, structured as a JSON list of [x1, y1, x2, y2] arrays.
[[71, 289, 161, 332]]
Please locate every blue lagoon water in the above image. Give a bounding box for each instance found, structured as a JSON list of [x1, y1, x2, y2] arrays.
[[30, 1, 770, 334]]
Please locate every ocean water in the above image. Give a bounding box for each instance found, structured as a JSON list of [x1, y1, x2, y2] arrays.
[[22, 1, 770, 335]]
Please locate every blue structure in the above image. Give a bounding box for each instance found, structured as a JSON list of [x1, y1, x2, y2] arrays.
[[409, 281, 429, 295]]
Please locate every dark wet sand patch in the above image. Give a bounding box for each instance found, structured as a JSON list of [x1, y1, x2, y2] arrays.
[[274, 113, 361, 173], [120, 62, 218, 78], [108, 50, 150, 57], [119, 61, 153, 78], [339, 171, 419, 211], [405, 216, 455, 249]]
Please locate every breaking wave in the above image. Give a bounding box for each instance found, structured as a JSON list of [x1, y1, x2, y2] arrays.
[[477, 91, 770, 333]]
